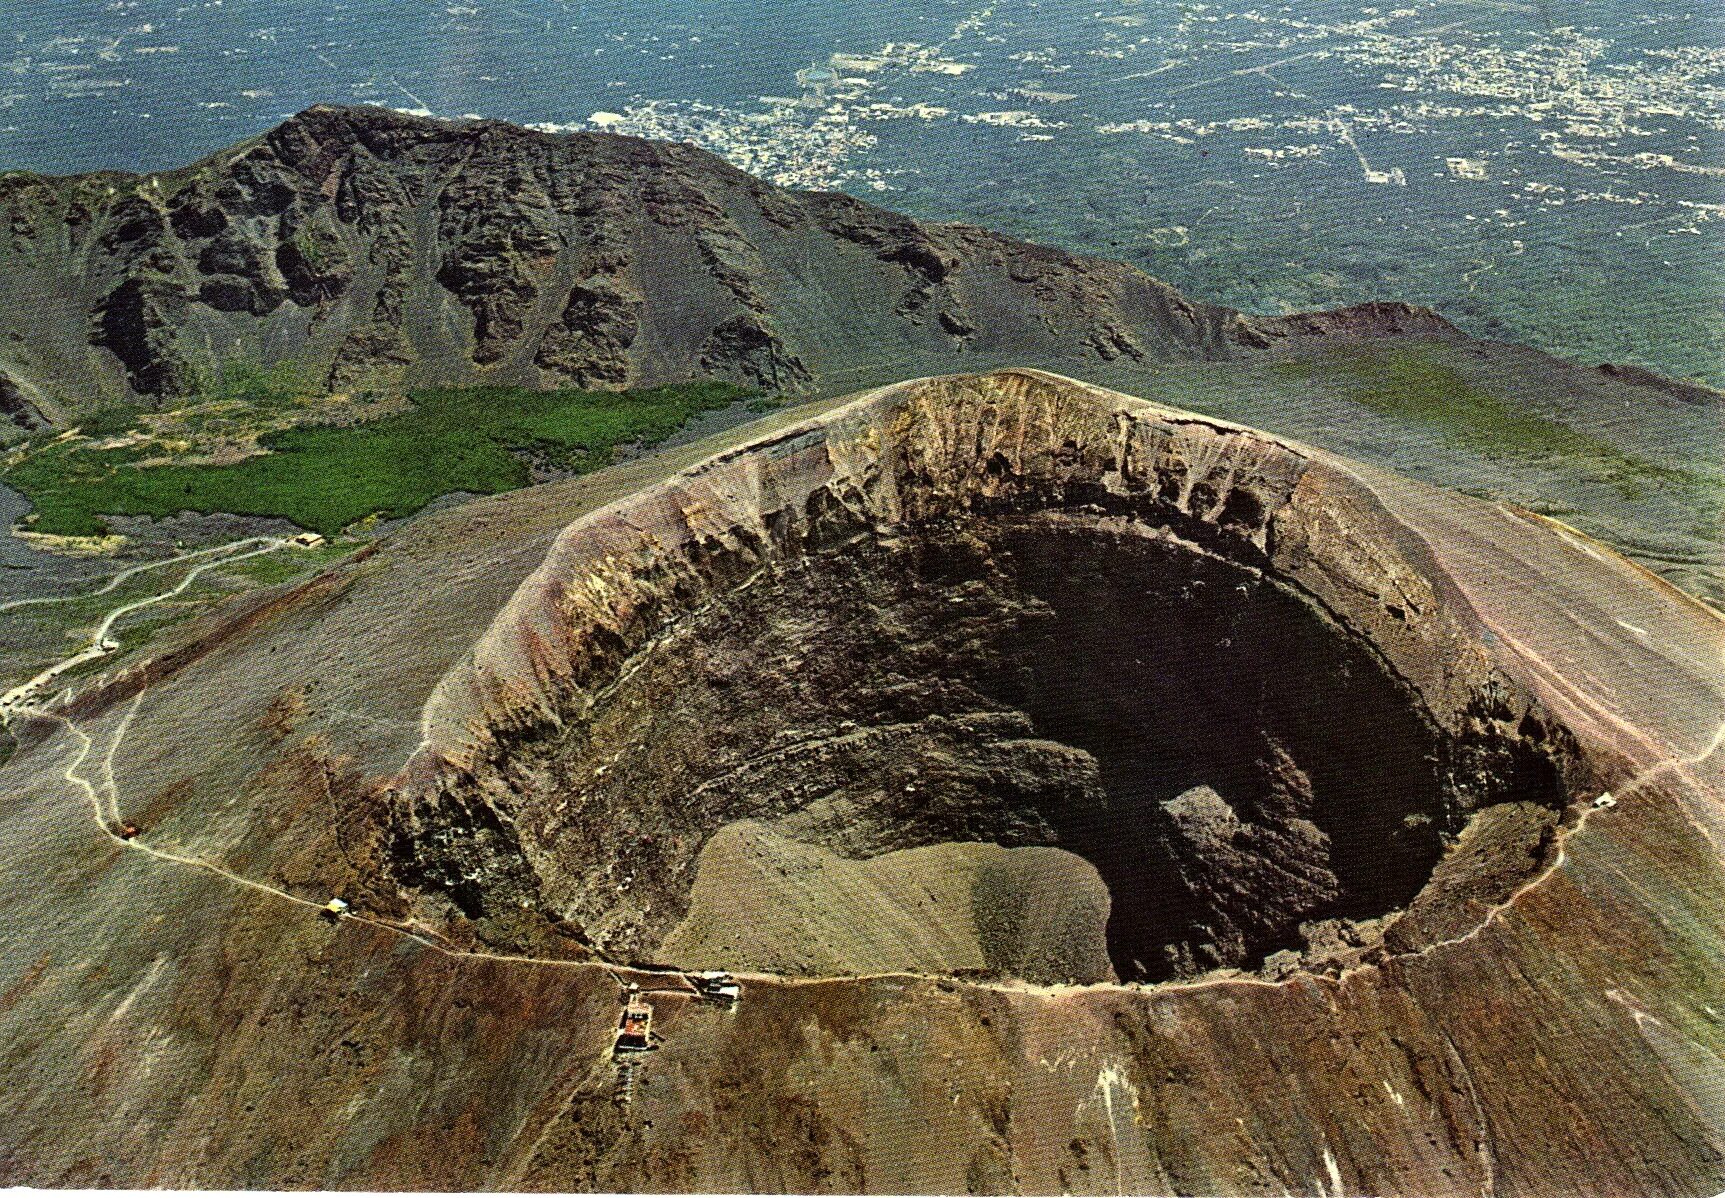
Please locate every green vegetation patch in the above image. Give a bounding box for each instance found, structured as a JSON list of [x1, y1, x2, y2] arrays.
[[6, 381, 753, 537], [77, 406, 146, 437], [1267, 342, 1689, 498]]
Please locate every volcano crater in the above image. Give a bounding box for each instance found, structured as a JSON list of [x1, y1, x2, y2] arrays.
[[397, 372, 1577, 987]]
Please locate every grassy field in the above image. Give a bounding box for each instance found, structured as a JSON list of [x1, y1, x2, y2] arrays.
[[1264, 342, 1691, 499], [5, 381, 753, 537]]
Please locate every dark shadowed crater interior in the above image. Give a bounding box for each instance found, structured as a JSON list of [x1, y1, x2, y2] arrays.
[[972, 524, 1460, 980], [419, 511, 1570, 986]]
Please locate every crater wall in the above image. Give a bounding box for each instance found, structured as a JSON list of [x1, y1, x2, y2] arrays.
[[394, 369, 1575, 984]]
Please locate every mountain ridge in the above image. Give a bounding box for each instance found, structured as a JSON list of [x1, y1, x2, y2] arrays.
[[0, 103, 1462, 424], [0, 105, 1718, 608]]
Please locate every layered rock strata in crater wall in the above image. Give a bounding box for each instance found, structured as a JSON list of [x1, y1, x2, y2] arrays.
[[395, 369, 1577, 984]]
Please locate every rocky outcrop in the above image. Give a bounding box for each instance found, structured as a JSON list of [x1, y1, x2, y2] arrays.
[[0, 369, 51, 431], [1230, 299, 1456, 347], [1595, 359, 1720, 405], [533, 276, 643, 388], [0, 105, 1447, 412]]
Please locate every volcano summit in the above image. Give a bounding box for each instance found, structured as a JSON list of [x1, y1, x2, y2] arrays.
[[0, 368, 1720, 1195], [398, 370, 1574, 992]]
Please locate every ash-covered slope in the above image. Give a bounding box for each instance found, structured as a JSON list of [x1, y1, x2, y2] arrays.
[[1, 370, 1721, 1195], [0, 104, 1441, 423]]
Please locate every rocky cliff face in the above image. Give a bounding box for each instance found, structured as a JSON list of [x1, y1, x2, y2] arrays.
[[2, 370, 1720, 1195], [0, 105, 1448, 417], [397, 370, 1573, 989]]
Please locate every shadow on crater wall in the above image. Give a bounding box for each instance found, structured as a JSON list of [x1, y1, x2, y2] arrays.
[[956, 521, 1458, 981], [404, 511, 1567, 984]]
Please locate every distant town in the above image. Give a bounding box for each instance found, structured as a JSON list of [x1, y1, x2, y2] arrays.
[[4, 0, 1721, 381]]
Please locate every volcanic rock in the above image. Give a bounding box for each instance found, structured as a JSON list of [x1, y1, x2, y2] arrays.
[[0, 105, 1266, 403], [1, 369, 1720, 1195]]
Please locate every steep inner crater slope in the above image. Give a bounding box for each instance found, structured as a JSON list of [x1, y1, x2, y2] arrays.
[[397, 372, 1574, 987]]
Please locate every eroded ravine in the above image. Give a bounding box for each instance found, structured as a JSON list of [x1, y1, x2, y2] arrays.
[[390, 370, 1582, 987]]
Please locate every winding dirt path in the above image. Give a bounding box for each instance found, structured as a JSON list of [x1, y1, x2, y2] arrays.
[[0, 536, 289, 711], [2, 530, 1717, 1010], [0, 537, 280, 615]]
